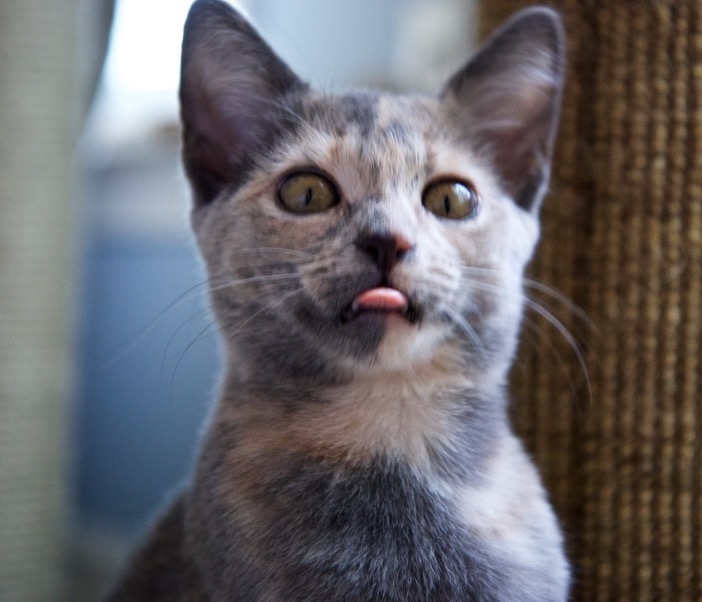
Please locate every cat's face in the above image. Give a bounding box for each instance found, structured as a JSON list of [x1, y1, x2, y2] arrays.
[[180, 1, 564, 387]]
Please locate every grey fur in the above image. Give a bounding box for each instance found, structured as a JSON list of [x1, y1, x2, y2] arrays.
[[108, 1, 570, 600]]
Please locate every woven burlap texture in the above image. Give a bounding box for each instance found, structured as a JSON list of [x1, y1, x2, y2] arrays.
[[479, 1, 702, 600]]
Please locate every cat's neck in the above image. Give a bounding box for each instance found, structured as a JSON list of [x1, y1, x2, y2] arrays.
[[216, 345, 508, 478]]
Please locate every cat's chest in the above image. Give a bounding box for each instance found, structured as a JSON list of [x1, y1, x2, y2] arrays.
[[222, 446, 563, 602]]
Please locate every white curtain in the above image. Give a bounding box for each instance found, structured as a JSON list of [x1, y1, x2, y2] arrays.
[[0, 1, 113, 599]]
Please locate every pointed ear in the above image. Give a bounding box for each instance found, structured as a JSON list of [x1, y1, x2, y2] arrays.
[[179, 0, 307, 206], [441, 7, 565, 211]]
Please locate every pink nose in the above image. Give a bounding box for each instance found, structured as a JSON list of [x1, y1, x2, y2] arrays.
[[354, 232, 414, 274]]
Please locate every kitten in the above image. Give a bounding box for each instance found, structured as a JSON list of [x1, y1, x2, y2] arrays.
[[109, 0, 569, 600]]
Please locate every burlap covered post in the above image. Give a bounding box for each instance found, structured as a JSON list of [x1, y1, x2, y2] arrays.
[[478, 1, 702, 600]]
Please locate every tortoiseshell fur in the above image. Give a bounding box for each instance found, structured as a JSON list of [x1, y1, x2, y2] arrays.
[[109, 1, 570, 600]]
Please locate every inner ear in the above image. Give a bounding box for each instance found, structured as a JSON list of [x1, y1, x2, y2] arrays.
[[441, 7, 565, 211], [179, 0, 307, 206]]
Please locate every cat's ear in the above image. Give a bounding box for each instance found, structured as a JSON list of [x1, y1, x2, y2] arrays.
[[441, 7, 565, 211], [179, 0, 307, 206]]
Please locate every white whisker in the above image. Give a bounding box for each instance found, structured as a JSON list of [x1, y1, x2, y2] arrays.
[[522, 277, 595, 331], [236, 246, 315, 259], [522, 297, 592, 403], [207, 272, 300, 295], [169, 316, 220, 399], [231, 286, 306, 336], [429, 265, 592, 401], [442, 303, 488, 357], [101, 279, 212, 369]]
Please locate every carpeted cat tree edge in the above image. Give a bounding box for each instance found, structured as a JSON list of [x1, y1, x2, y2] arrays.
[[478, 1, 702, 600]]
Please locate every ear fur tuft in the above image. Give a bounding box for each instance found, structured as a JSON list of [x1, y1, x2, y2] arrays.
[[179, 0, 307, 206], [442, 7, 565, 211]]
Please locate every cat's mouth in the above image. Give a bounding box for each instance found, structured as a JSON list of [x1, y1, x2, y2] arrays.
[[341, 287, 420, 323]]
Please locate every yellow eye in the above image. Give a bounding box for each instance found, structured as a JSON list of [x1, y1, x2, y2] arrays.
[[277, 171, 339, 214], [422, 180, 479, 220]]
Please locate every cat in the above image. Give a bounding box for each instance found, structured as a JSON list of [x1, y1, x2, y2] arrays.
[[108, 0, 569, 600]]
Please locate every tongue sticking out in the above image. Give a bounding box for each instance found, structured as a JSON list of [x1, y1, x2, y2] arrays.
[[352, 287, 409, 314]]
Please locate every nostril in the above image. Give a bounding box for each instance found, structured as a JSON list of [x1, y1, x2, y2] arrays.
[[395, 236, 412, 260], [355, 231, 413, 273]]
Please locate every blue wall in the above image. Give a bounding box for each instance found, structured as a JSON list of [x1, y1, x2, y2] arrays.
[[74, 143, 220, 541]]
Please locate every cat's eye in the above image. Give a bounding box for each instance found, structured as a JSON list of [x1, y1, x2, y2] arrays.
[[277, 171, 340, 214], [422, 180, 479, 220]]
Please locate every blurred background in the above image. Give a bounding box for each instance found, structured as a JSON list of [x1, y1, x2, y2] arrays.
[[0, 1, 476, 599]]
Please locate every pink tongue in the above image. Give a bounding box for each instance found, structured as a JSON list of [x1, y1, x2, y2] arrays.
[[353, 287, 408, 313]]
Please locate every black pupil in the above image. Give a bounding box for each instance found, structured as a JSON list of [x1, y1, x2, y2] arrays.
[[443, 195, 451, 214], [304, 187, 313, 206]]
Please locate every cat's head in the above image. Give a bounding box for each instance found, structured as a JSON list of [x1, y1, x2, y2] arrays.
[[179, 0, 564, 388]]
